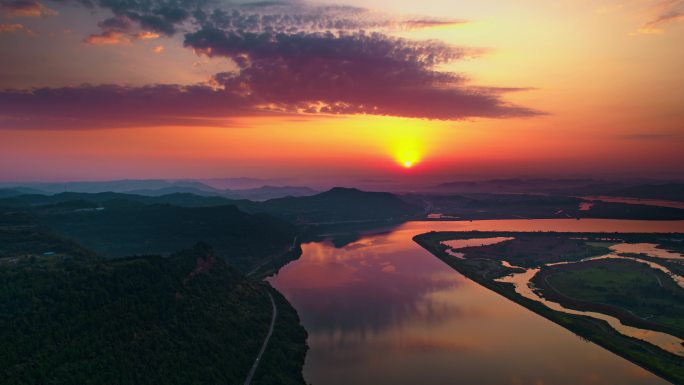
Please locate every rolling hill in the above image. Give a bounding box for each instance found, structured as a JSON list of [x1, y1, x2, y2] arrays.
[[0, 243, 307, 385], [249, 187, 423, 223]]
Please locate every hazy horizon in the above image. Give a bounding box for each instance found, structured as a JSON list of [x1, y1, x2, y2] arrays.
[[3, 175, 683, 197]]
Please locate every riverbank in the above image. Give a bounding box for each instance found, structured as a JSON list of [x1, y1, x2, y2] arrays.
[[531, 258, 684, 340], [413, 231, 684, 385]]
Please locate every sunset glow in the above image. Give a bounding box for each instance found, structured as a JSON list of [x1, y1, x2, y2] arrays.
[[0, 0, 682, 185]]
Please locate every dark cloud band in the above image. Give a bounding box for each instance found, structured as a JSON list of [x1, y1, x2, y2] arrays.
[[0, 0, 539, 128]]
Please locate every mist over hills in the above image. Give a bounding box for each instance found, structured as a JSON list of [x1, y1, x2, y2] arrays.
[[435, 178, 684, 201], [3, 177, 683, 203], [0, 180, 318, 202]]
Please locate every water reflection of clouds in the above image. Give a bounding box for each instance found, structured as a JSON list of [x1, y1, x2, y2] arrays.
[[308, 333, 478, 366], [342, 237, 393, 251], [380, 263, 396, 273], [282, 273, 467, 335], [270, 220, 678, 385]]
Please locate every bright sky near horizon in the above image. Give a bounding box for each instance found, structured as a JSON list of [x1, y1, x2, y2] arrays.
[[0, 0, 682, 184]]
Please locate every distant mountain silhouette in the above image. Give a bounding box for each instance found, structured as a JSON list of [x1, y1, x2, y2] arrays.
[[2, 179, 218, 194], [250, 187, 422, 223], [606, 183, 684, 202], [0, 187, 421, 224], [436, 178, 605, 194], [0, 191, 234, 208], [435, 178, 684, 198], [0, 187, 44, 198], [227, 185, 319, 201], [1, 179, 318, 201]]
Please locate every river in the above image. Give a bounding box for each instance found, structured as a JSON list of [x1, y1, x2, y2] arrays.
[[268, 219, 684, 385]]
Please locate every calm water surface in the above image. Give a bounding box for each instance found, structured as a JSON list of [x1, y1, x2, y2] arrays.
[[269, 220, 684, 385]]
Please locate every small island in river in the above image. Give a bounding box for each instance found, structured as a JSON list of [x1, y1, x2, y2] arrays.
[[414, 231, 684, 384]]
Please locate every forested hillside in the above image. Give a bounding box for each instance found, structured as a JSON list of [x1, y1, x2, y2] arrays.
[[0, 243, 307, 385]]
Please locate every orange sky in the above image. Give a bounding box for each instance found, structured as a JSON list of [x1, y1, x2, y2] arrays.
[[0, 0, 682, 184]]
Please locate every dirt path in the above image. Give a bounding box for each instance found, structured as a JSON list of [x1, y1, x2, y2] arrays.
[[243, 291, 277, 385]]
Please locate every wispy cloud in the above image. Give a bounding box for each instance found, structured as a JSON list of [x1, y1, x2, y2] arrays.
[[621, 133, 677, 140], [595, 0, 684, 34], [0, 22, 23, 32], [638, 10, 684, 33], [84, 30, 131, 45], [84, 29, 160, 45], [0, 0, 56, 17], [637, 0, 684, 34], [134, 31, 160, 40]]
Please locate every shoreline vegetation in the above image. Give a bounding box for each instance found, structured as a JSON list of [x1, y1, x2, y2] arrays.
[[413, 231, 684, 385]]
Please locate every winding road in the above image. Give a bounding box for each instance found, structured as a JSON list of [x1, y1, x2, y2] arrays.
[[243, 291, 277, 385]]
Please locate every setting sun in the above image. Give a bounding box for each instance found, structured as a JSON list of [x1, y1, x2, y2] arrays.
[[387, 121, 426, 171]]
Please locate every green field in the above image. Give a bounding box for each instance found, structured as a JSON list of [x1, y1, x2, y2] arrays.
[[534, 258, 684, 338]]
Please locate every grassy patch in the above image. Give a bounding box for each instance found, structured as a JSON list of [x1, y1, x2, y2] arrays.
[[535, 258, 684, 338]]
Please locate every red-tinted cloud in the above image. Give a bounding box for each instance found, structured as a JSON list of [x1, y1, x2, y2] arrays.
[[0, 0, 56, 17], [0, 0, 538, 128], [197, 3, 465, 33], [83, 30, 131, 45], [639, 10, 684, 33], [186, 30, 534, 119], [83, 29, 160, 45], [0, 22, 24, 32], [637, 0, 684, 34], [0, 84, 257, 129]]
